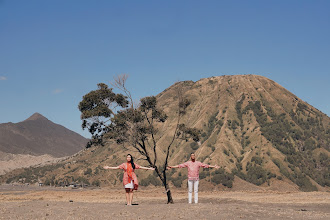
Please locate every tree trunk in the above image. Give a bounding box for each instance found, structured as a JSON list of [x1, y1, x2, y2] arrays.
[[155, 168, 174, 204], [165, 183, 174, 204]]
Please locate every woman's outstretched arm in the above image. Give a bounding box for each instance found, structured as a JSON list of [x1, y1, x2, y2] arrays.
[[139, 166, 155, 170], [103, 166, 120, 170]]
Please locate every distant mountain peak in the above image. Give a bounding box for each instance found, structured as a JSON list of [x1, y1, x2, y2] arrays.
[[0, 112, 88, 157], [24, 113, 48, 122]]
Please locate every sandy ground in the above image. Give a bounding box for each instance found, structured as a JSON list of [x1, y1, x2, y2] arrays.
[[0, 185, 329, 220]]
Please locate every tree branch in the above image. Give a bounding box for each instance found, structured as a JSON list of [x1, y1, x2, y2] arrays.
[[143, 110, 158, 166]]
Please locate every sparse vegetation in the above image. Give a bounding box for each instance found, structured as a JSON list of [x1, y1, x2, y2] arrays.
[[140, 174, 162, 186], [190, 142, 199, 150], [211, 168, 234, 188], [1, 75, 329, 194], [243, 100, 329, 188]]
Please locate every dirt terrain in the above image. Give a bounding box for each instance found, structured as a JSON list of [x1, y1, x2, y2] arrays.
[[0, 185, 329, 220], [0, 152, 64, 175]]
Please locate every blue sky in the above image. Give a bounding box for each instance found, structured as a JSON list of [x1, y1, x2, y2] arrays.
[[0, 0, 329, 138]]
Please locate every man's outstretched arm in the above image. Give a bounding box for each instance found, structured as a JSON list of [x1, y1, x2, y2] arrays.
[[208, 165, 220, 168], [200, 162, 219, 169], [167, 165, 180, 169]]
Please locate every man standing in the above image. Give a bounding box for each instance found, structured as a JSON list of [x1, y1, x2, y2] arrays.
[[167, 153, 219, 204]]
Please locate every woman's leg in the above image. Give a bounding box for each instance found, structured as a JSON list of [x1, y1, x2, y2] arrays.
[[129, 189, 134, 205], [125, 188, 130, 205]]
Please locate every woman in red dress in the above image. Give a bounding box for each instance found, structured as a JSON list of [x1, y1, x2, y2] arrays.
[[103, 154, 154, 205]]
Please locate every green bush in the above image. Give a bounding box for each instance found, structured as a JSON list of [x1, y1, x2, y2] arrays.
[[267, 172, 276, 179], [171, 174, 187, 188], [251, 156, 263, 165], [92, 180, 101, 187], [199, 171, 208, 180], [140, 174, 162, 186], [75, 176, 90, 185], [211, 168, 234, 188], [272, 158, 281, 168], [190, 142, 199, 150], [304, 138, 316, 151], [84, 168, 92, 176], [246, 165, 268, 186], [172, 179, 182, 188], [295, 173, 317, 192], [205, 111, 220, 139]]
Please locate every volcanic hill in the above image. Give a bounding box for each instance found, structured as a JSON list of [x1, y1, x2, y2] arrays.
[[1, 75, 329, 191], [0, 113, 88, 174], [0, 113, 87, 157]]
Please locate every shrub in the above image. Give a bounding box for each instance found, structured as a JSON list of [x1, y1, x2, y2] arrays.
[[272, 158, 281, 168], [140, 174, 162, 186], [199, 171, 208, 180], [211, 168, 234, 188], [76, 176, 90, 185], [44, 178, 51, 186], [304, 138, 316, 151], [94, 166, 100, 175], [267, 172, 276, 179], [251, 156, 263, 165], [236, 162, 243, 170], [84, 168, 92, 176], [171, 174, 187, 188], [92, 180, 101, 187], [246, 165, 268, 186], [172, 179, 182, 188], [295, 173, 317, 192], [190, 142, 199, 150]]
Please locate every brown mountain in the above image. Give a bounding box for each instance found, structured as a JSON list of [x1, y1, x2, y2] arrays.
[[1, 75, 329, 192], [0, 113, 88, 157], [156, 75, 329, 190]]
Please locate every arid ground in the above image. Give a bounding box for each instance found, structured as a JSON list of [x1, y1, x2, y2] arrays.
[[0, 185, 329, 220]]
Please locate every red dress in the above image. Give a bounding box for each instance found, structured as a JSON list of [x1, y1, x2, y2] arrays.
[[118, 163, 141, 190]]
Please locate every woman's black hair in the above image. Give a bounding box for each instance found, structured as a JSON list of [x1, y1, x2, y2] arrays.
[[127, 154, 135, 169]]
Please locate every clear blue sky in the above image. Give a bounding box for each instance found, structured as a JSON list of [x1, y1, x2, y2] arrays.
[[0, 0, 329, 138]]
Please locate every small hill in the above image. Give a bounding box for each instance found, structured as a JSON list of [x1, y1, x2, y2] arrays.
[[0, 113, 88, 157], [0, 151, 63, 175], [1, 75, 329, 192]]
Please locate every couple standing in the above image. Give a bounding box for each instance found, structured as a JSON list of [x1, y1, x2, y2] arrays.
[[104, 153, 218, 205]]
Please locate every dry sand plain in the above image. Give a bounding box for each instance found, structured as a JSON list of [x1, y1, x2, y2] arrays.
[[0, 185, 329, 220]]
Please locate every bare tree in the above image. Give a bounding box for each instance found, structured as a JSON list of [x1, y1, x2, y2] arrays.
[[79, 75, 200, 203]]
